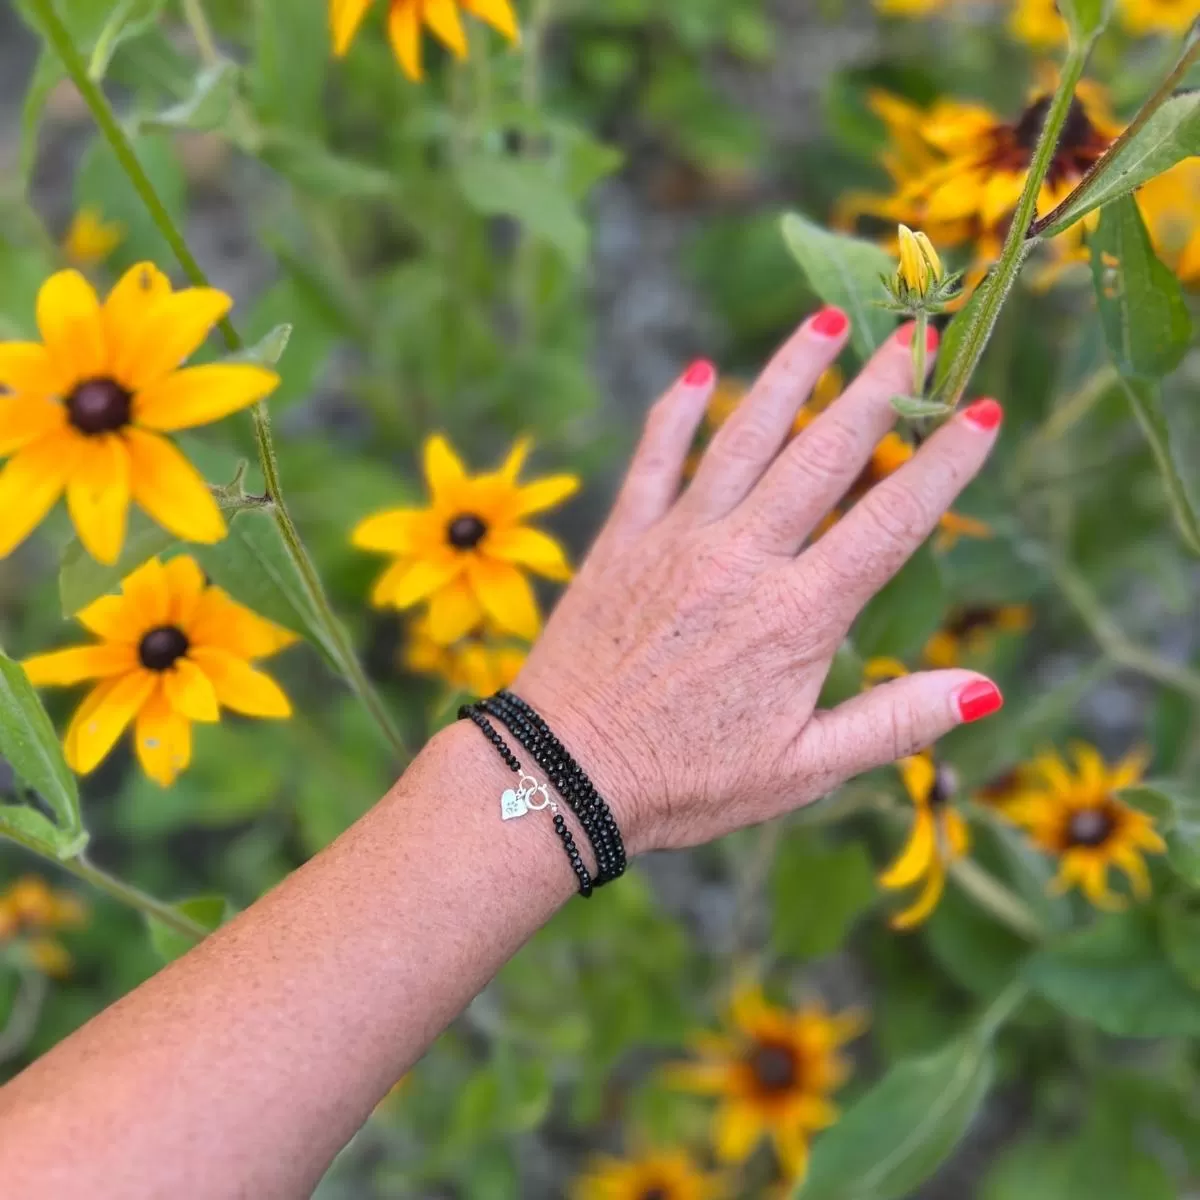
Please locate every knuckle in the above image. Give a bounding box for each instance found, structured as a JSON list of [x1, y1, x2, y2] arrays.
[[795, 419, 859, 484], [716, 418, 773, 467], [860, 484, 932, 545]]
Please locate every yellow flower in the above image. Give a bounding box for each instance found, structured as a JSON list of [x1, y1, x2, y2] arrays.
[[862, 657, 910, 687], [331, 0, 519, 80], [1119, 0, 1197, 35], [23, 556, 296, 786], [63, 207, 124, 267], [572, 1149, 723, 1200], [874, 0, 948, 13], [1009, 0, 1068, 47], [0, 264, 278, 564], [403, 615, 527, 696], [0, 875, 87, 978], [973, 763, 1035, 812], [880, 755, 970, 929], [353, 435, 577, 645], [895, 224, 944, 297], [1137, 160, 1200, 286], [922, 604, 1033, 669], [1003, 744, 1164, 909], [666, 986, 865, 1182]]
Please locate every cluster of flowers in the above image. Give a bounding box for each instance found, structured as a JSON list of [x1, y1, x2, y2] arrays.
[[0, 875, 87, 978]]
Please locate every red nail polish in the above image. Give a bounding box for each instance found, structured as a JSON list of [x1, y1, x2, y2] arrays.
[[811, 307, 849, 338], [963, 397, 1003, 432], [926, 325, 940, 353], [897, 322, 916, 347], [956, 680, 1004, 723], [683, 359, 715, 387]]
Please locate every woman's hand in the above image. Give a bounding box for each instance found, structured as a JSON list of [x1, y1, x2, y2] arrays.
[[517, 309, 1004, 855]]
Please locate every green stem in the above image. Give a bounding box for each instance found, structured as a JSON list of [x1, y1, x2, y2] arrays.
[[937, 41, 1094, 407], [976, 978, 1029, 1040], [179, 0, 220, 66], [950, 857, 1045, 942], [911, 310, 929, 399], [66, 855, 207, 939], [32, 0, 410, 764]]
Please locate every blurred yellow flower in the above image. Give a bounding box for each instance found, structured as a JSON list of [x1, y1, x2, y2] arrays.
[[880, 754, 970, 929], [354, 436, 576, 645], [63, 207, 124, 267], [0, 875, 87, 978], [1010, 0, 1068, 46], [331, 0, 519, 80], [572, 1149, 722, 1200], [923, 604, 1033, 668], [403, 615, 526, 696], [875, 0, 1186, 39], [1003, 744, 1164, 909], [1119, 0, 1197, 35], [1137, 160, 1200, 286], [666, 986, 864, 1181], [24, 556, 296, 786], [0, 264, 278, 564]]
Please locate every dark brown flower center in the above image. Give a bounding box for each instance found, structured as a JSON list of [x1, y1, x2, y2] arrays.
[[1066, 806, 1116, 848], [138, 625, 190, 672], [995, 95, 1110, 189], [447, 514, 487, 549], [946, 607, 1001, 638], [67, 377, 133, 435], [640, 1189, 670, 1200], [930, 763, 959, 809], [748, 1042, 798, 1093]]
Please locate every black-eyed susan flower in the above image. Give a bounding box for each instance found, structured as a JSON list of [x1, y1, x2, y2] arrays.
[[403, 614, 527, 696], [666, 986, 865, 1181], [63, 207, 124, 267], [1138, 161, 1200, 287], [23, 556, 296, 787], [331, 0, 519, 81], [572, 1148, 722, 1200], [0, 265, 278, 564], [353, 436, 577, 645], [0, 875, 87, 977], [1120, 0, 1198, 36], [895, 224, 944, 300], [1003, 744, 1165, 909], [880, 754, 969, 929], [922, 604, 1033, 669]]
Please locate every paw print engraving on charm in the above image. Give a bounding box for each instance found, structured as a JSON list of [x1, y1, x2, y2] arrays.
[[500, 775, 551, 821]]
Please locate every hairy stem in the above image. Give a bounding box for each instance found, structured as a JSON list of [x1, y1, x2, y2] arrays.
[[950, 857, 1045, 942], [67, 855, 208, 939], [32, 0, 410, 763]]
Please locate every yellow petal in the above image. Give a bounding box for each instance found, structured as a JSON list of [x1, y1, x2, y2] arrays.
[[187, 586, 297, 658], [189, 648, 291, 717], [102, 263, 173, 351], [133, 364, 279, 432], [331, 0, 374, 54], [0, 433, 82, 558], [1111, 843, 1152, 901], [37, 270, 107, 386], [369, 560, 412, 609], [23, 643, 137, 687], [498, 436, 532, 483], [898, 754, 935, 804], [890, 859, 946, 929], [112, 288, 233, 392], [422, 0, 469, 57], [124, 428, 226, 544], [943, 809, 971, 859], [662, 1061, 737, 1096], [1071, 741, 1109, 792], [424, 434, 467, 502], [879, 809, 937, 889], [388, 0, 424, 80], [64, 670, 157, 774], [712, 1101, 765, 1164], [0, 343, 60, 399], [134, 686, 192, 787], [66, 435, 131, 565], [426, 576, 486, 644], [391, 554, 466, 608], [163, 554, 208, 627], [467, 556, 541, 640], [464, 0, 520, 41], [76, 594, 142, 643], [162, 658, 220, 722], [119, 557, 172, 627], [773, 1125, 812, 1183], [351, 508, 435, 554], [0, 398, 68, 455], [485, 525, 572, 582], [512, 474, 580, 518]]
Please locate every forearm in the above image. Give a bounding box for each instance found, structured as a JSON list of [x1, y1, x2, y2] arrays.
[[0, 721, 577, 1198]]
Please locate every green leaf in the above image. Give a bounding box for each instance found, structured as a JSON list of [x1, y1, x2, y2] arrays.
[[87, 0, 167, 80], [932, 270, 994, 394], [135, 59, 241, 134], [794, 1029, 994, 1200], [1090, 195, 1192, 379], [1057, 0, 1115, 41], [147, 895, 230, 963], [852, 543, 945, 660], [772, 833, 876, 959], [1121, 780, 1200, 886], [0, 805, 84, 858], [1039, 91, 1200, 238], [1027, 912, 1200, 1037], [455, 155, 589, 269], [229, 322, 293, 368], [818, 641, 865, 708], [891, 395, 952, 419], [1120, 378, 1200, 557], [781, 213, 896, 360], [0, 653, 83, 846], [59, 510, 178, 617], [255, 132, 397, 199], [1159, 893, 1200, 989], [251, 0, 329, 132]]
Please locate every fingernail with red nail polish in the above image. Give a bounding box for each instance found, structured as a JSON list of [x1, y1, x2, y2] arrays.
[[956, 680, 1004, 723], [897, 322, 916, 347], [926, 325, 940, 353], [683, 359, 715, 387], [963, 397, 1003, 432], [812, 307, 849, 338]]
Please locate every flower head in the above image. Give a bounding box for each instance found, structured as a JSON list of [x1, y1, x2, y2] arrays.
[[0, 875, 87, 977], [572, 1148, 722, 1200], [896, 225, 944, 298], [331, 0, 519, 80], [24, 556, 296, 786], [403, 615, 526, 696], [63, 207, 124, 267], [353, 435, 577, 646], [1003, 744, 1164, 909], [1119, 0, 1198, 36], [0, 264, 278, 564], [880, 755, 970, 929], [667, 986, 865, 1181], [923, 604, 1032, 669]]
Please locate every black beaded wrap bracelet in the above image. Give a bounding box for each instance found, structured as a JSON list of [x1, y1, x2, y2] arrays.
[[480, 690, 627, 886], [459, 704, 594, 898]]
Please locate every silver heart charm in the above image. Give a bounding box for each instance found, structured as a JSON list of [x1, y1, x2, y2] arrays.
[[500, 788, 528, 821]]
